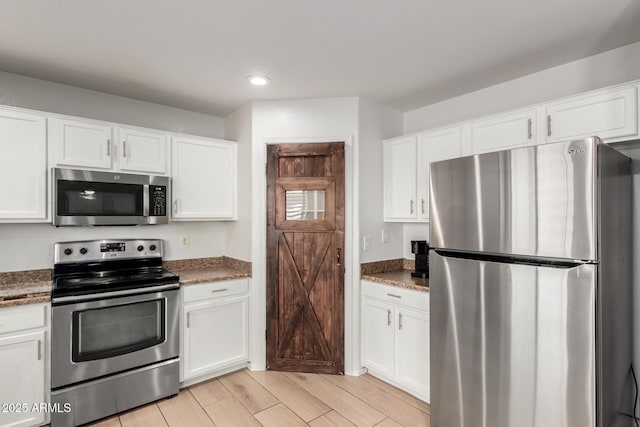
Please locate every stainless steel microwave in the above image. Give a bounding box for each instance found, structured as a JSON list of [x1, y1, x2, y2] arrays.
[[53, 168, 170, 226]]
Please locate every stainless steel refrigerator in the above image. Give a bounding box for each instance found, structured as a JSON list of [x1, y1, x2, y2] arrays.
[[429, 137, 633, 427]]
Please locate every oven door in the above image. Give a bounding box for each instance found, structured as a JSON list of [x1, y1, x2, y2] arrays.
[[51, 287, 179, 389]]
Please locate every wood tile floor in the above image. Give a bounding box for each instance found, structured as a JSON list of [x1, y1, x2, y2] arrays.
[[86, 370, 430, 427]]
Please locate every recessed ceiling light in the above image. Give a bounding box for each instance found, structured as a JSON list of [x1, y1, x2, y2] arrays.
[[248, 75, 271, 86]]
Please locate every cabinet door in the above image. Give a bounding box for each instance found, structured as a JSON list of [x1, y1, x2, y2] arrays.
[[361, 297, 395, 378], [545, 86, 638, 143], [396, 305, 429, 402], [418, 127, 462, 222], [183, 295, 248, 380], [471, 108, 537, 154], [172, 136, 237, 220], [0, 330, 46, 427], [117, 127, 168, 175], [0, 109, 48, 222], [49, 117, 113, 169], [383, 135, 417, 221]]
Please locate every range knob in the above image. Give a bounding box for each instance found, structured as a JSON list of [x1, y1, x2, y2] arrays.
[[137, 245, 144, 252], [63, 248, 73, 256], [79, 248, 88, 255], [149, 244, 157, 251]]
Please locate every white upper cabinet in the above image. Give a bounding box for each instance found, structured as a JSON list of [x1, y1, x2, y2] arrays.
[[50, 117, 169, 175], [544, 86, 638, 143], [49, 117, 113, 170], [0, 108, 48, 222], [383, 128, 461, 223], [471, 108, 538, 154], [418, 127, 462, 221], [116, 126, 168, 175], [383, 135, 418, 221], [171, 135, 237, 220]]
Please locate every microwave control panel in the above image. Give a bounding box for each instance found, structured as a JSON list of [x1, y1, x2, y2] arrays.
[[151, 186, 167, 216]]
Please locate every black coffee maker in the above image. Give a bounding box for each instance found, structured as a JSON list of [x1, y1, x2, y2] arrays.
[[411, 240, 429, 278]]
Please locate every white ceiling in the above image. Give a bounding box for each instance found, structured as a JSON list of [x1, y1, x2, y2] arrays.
[[1, 0, 639, 117]]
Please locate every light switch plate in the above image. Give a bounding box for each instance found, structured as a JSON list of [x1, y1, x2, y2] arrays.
[[363, 234, 371, 251], [381, 229, 389, 244]]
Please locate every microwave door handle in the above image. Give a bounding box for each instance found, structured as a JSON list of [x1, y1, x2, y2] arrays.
[[143, 184, 150, 216]]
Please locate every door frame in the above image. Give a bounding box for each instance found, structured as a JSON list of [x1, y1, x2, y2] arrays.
[[249, 135, 362, 376]]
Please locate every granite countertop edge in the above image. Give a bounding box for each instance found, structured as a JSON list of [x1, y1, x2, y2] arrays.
[[0, 257, 253, 307], [0, 279, 52, 308], [361, 273, 429, 292], [173, 268, 252, 286]]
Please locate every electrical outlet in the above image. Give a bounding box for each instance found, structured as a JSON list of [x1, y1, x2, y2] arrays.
[[180, 236, 190, 248], [363, 234, 371, 251], [381, 228, 389, 244]]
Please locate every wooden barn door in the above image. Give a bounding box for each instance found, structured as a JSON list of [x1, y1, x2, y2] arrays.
[[266, 142, 345, 374]]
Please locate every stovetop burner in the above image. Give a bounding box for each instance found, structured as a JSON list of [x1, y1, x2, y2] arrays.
[[52, 239, 180, 299]]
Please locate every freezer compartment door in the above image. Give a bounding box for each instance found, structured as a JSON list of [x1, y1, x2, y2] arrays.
[[430, 251, 596, 427], [429, 138, 597, 260]]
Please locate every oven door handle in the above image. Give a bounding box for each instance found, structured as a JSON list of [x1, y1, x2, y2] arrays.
[[52, 283, 180, 304]]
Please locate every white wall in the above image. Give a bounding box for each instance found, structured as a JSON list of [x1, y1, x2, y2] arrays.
[[358, 98, 404, 262], [249, 97, 362, 374], [0, 71, 224, 137], [404, 41, 640, 133], [403, 223, 429, 260], [0, 222, 227, 272], [0, 71, 229, 272], [224, 104, 252, 261]]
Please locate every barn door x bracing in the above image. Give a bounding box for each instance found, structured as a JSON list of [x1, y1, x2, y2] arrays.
[[266, 142, 345, 374]]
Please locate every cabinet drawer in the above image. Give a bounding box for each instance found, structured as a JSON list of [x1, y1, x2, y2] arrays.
[[0, 303, 47, 335], [183, 279, 249, 303], [362, 280, 428, 311]]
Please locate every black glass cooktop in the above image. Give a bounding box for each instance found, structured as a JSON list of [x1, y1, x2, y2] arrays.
[[52, 258, 179, 298]]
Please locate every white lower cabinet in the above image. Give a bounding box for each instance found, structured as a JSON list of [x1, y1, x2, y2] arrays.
[[361, 280, 429, 402], [0, 303, 49, 427], [181, 279, 249, 384], [361, 298, 395, 377]]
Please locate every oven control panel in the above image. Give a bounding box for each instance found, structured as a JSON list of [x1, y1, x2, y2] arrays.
[[54, 239, 163, 264]]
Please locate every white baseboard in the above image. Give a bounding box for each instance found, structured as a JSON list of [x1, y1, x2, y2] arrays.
[[179, 362, 249, 388]]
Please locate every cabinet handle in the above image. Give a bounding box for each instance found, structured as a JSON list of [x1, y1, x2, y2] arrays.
[[122, 141, 127, 158], [337, 248, 342, 266], [106, 139, 111, 156], [547, 115, 552, 137], [399, 313, 403, 330], [387, 309, 391, 326], [37, 340, 42, 361], [410, 199, 415, 215], [421, 198, 425, 215], [211, 288, 228, 293], [173, 199, 178, 214], [186, 312, 190, 328], [527, 118, 533, 139], [387, 293, 401, 299]]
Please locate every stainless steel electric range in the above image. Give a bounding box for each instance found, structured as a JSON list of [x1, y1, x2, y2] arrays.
[[50, 239, 180, 427]]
